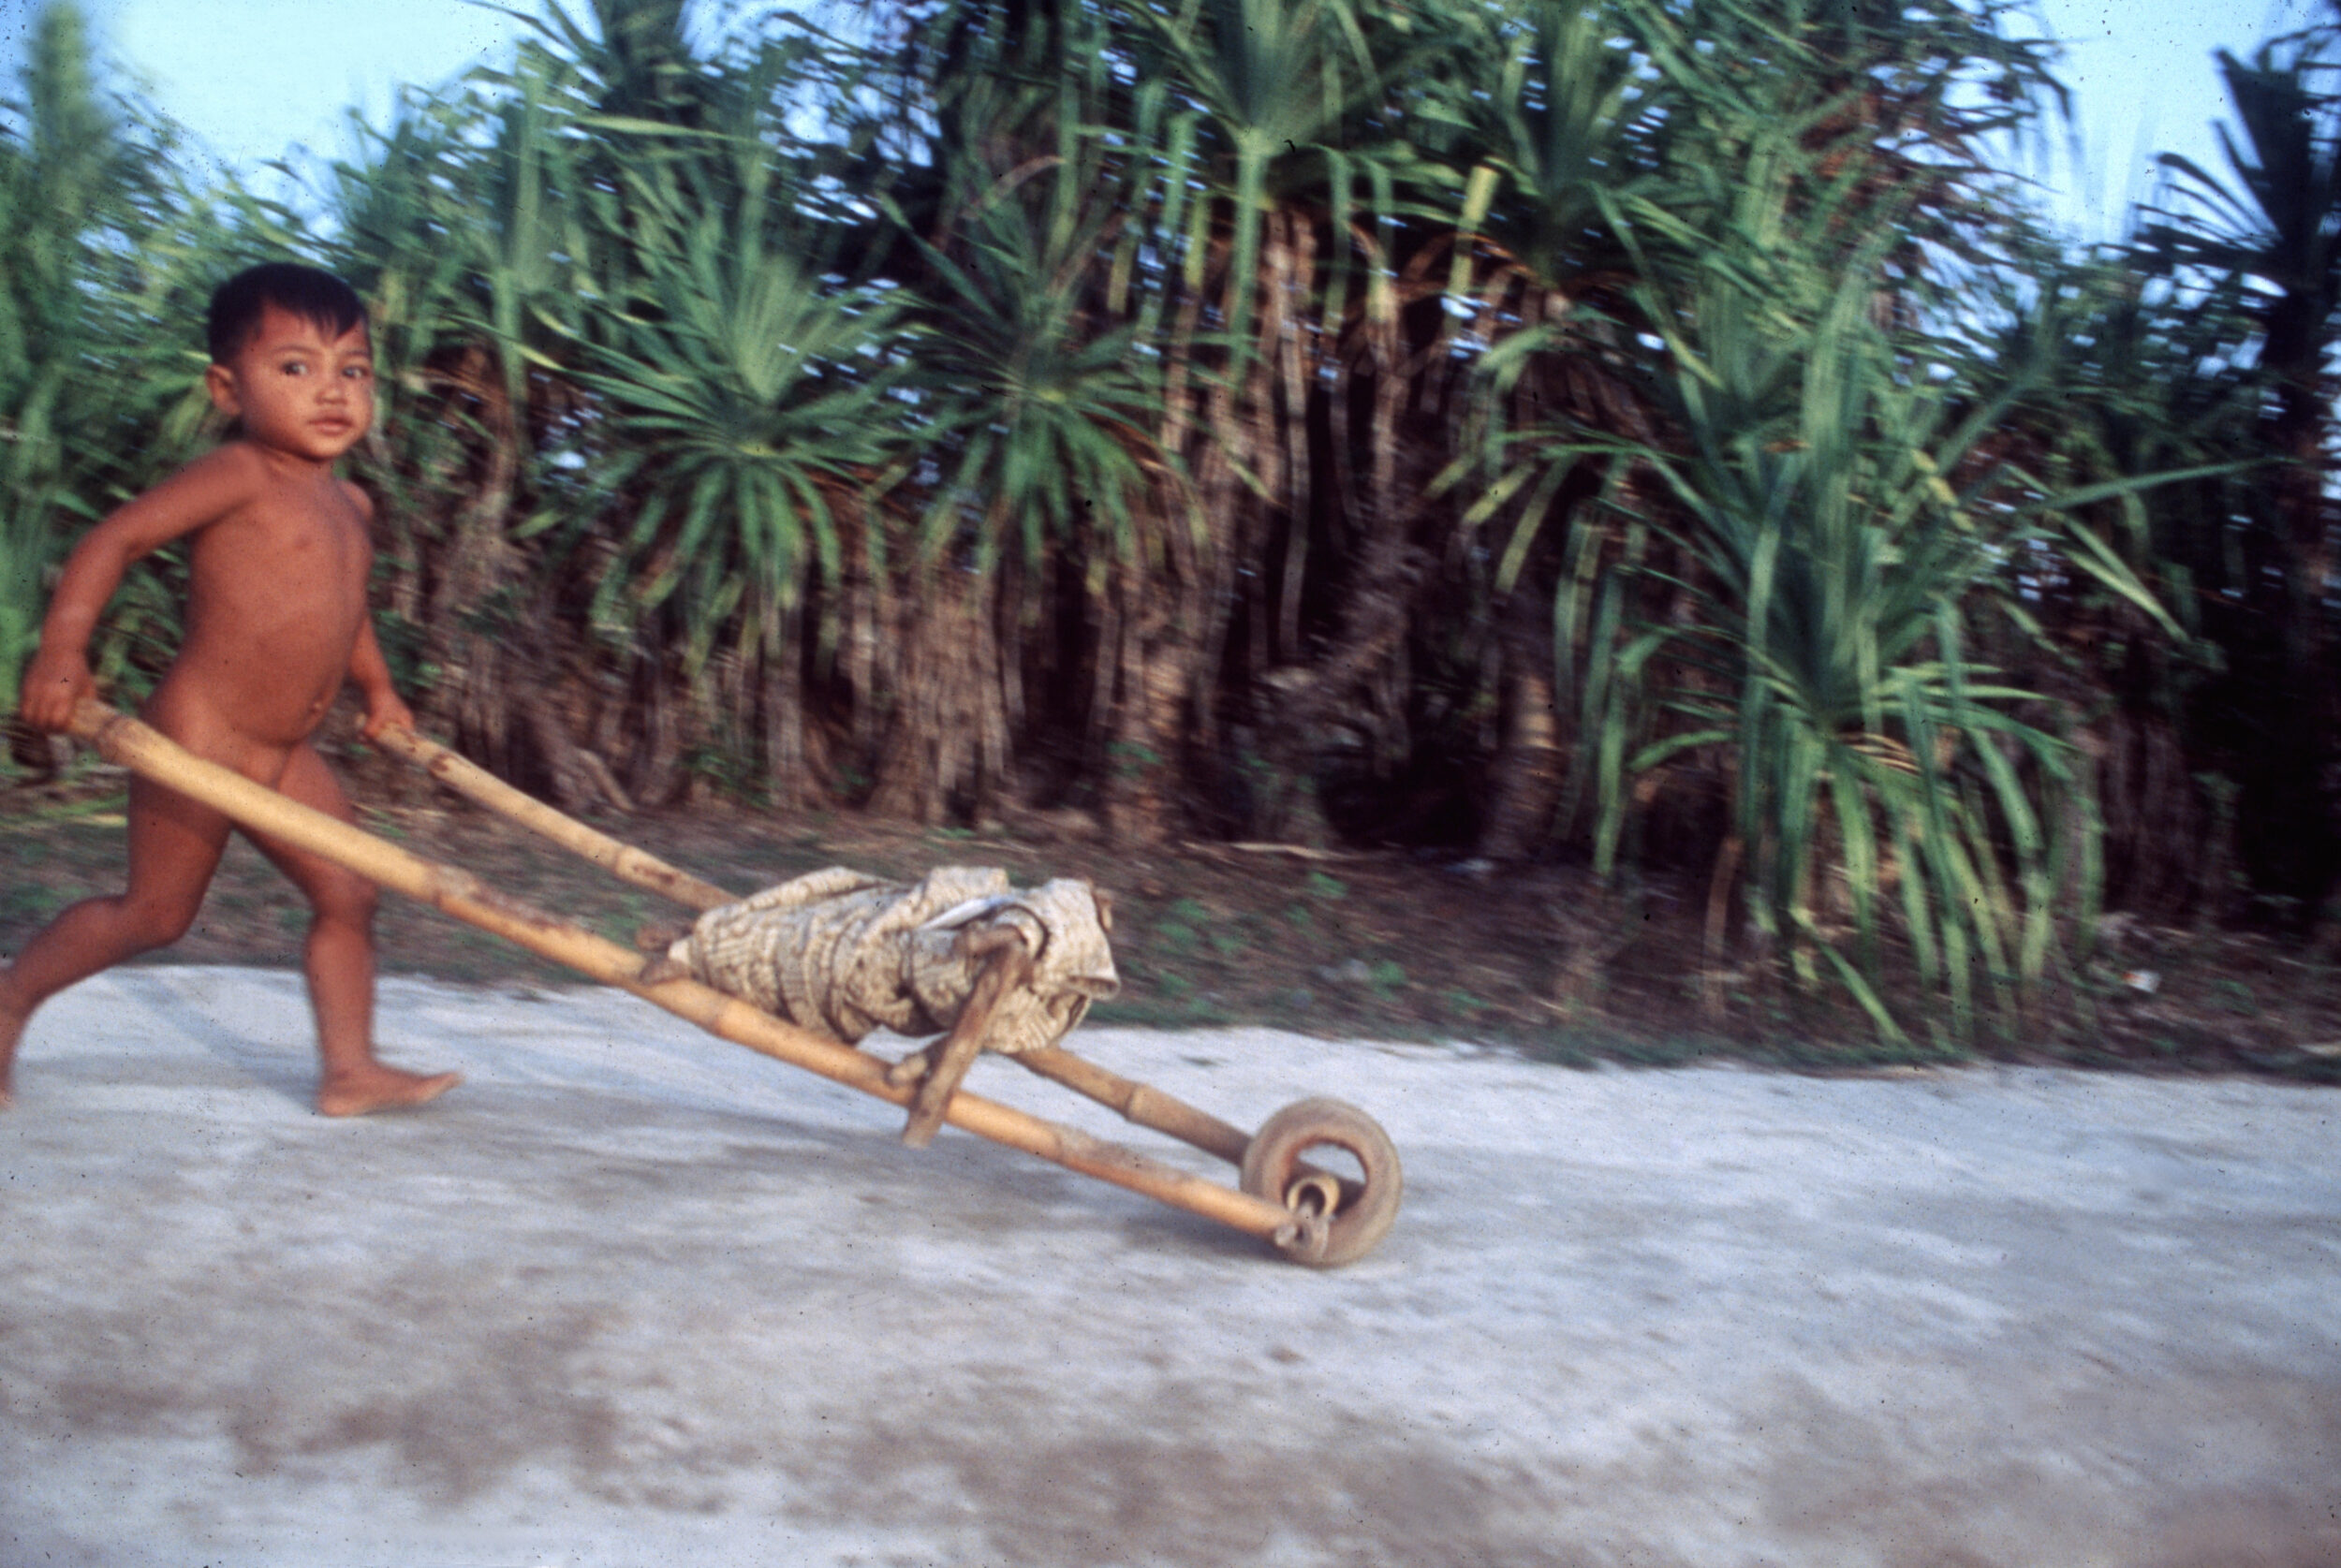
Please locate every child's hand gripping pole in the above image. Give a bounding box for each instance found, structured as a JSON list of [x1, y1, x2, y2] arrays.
[[886, 925, 1036, 1149]]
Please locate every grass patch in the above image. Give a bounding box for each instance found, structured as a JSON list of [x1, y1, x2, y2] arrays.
[[7, 758, 2337, 1083]]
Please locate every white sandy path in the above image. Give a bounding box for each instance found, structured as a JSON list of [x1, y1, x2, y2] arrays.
[[2, 965, 2336, 1568]]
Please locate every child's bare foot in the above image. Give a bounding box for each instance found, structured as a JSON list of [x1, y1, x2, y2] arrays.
[[317, 1063, 461, 1117]]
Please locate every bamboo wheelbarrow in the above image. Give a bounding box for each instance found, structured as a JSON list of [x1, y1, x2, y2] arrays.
[[66, 700, 1403, 1267]]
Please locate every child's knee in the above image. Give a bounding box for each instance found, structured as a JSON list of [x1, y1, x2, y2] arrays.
[[124, 888, 204, 949], [313, 869, 377, 926]]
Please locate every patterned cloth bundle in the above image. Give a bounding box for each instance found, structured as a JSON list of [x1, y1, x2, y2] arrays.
[[662, 866, 1119, 1057]]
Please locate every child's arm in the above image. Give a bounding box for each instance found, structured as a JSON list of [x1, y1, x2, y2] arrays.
[[347, 617, 415, 740], [17, 447, 261, 732], [339, 483, 416, 741]]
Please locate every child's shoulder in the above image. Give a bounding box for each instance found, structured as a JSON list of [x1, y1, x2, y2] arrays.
[[165, 437, 272, 494], [112, 440, 272, 533], [115, 444, 375, 549], [160, 442, 365, 510]]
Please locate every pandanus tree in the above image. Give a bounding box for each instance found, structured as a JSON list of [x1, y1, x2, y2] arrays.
[[2138, 11, 2341, 912], [861, 0, 1466, 840], [1431, 0, 2193, 1032], [323, 0, 862, 807], [13, 0, 2326, 1018], [1953, 247, 2259, 917], [1435, 0, 1656, 859], [1585, 217, 2169, 1036], [0, 2, 213, 724], [322, 55, 599, 797], [886, 152, 1186, 827], [574, 155, 915, 807]]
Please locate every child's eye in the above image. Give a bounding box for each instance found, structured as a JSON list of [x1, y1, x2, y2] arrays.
[[279, 361, 309, 375], [343, 364, 373, 380]]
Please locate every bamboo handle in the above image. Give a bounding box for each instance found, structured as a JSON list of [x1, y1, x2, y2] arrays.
[[900, 933, 1033, 1149], [1015, 1047, 1255, 1165], [367, 724, 735, 912], [66, 701, 1301, 1245]]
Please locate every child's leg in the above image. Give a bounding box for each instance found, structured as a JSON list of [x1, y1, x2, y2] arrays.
[[0, 775, 233, 1105], [246, 741, 456, 1116]]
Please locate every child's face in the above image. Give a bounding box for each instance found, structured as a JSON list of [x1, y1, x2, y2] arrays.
[[205, 302, 375, 463]]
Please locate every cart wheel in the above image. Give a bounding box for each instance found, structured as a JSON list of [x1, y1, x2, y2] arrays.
[[1241, 1097, 1402, 1268]]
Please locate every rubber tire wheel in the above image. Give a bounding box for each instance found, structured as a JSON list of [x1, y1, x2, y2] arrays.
[[1240, 1097, 1403, 1267]]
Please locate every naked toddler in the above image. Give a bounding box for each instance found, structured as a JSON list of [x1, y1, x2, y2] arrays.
[[0, 262, 458, 1115]]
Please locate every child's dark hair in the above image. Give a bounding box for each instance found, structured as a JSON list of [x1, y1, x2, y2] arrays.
[[206, 262, 367, 364]]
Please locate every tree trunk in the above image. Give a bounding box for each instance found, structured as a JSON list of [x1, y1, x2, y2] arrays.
[[870, 574, 1010, 824], [1101, 559, 1189, 844], [2256, 283, 2338, 908], [419, 348, 524, 772], [1478, 591, 1567, 862]]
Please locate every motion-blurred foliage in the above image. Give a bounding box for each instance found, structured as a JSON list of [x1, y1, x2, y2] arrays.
[[3, 0, 2335, 1037]]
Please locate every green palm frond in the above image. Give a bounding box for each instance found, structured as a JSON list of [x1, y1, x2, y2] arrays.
[[1480, 0, 1649, 285], [1123, 0, 1384, 375], [576, 222, 911, 634], [904, 159, 1173, 577], [2146, 38, 2341, 284]]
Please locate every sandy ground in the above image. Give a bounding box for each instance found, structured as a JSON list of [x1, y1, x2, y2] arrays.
[[2, 966, 2336, 1568]]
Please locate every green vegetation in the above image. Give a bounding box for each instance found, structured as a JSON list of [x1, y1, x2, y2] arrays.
[[4, 0, 2338, 1045]]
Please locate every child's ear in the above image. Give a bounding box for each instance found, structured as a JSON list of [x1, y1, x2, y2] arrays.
[[204, 363, 241, 416]]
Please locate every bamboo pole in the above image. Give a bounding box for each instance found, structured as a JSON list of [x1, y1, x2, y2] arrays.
[[376, 724, 1274, 1171], [368, 725, 734, 913], [67, 701, 1302, 1248], [1014, 1047, 1254, 1165]]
